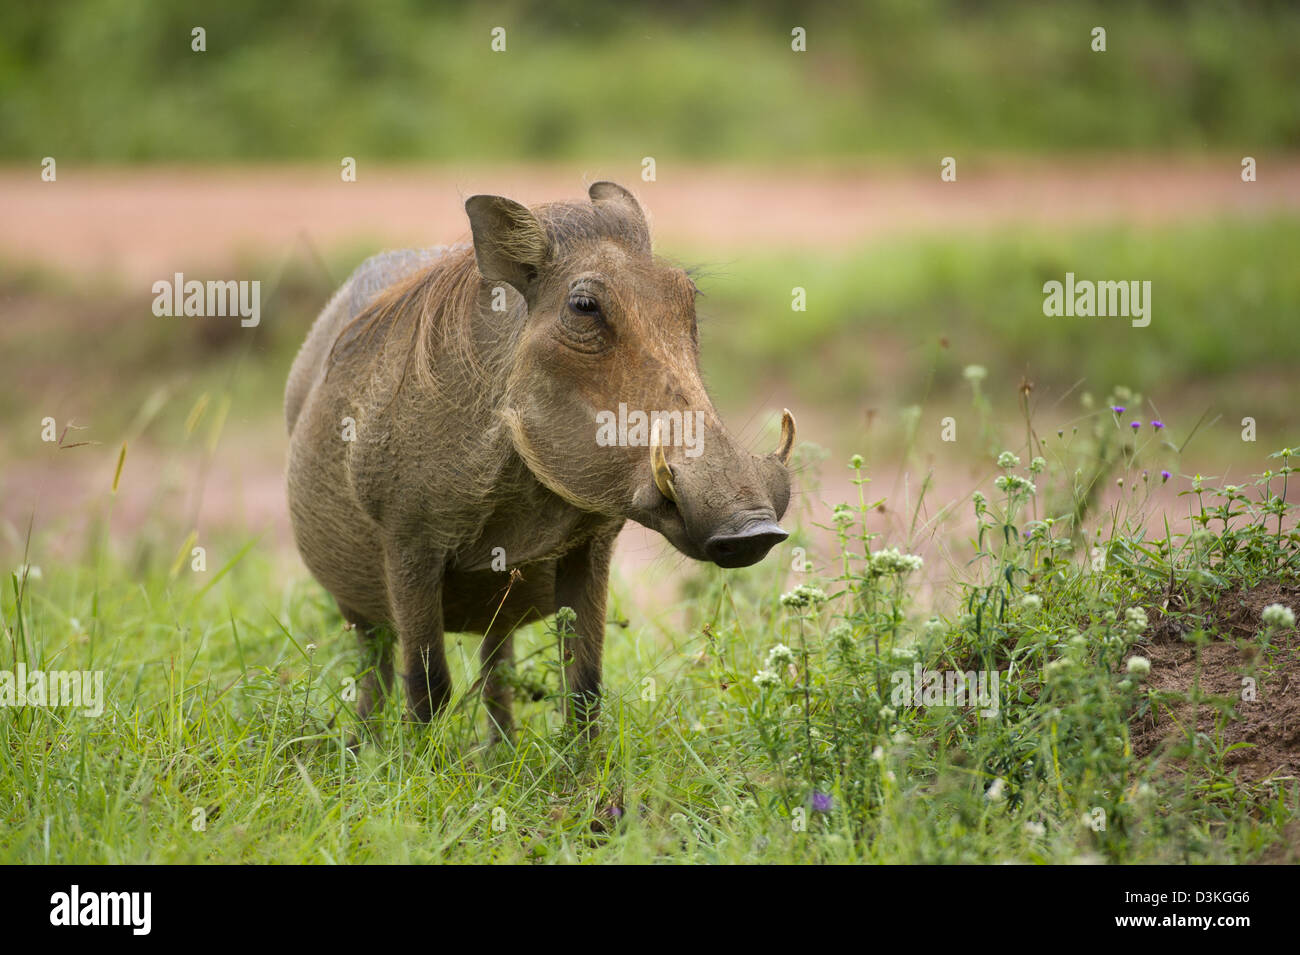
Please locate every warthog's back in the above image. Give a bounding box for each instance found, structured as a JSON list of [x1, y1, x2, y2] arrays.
[[284, 247, 454, 435]]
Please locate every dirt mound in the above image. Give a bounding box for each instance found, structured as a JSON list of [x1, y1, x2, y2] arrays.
[[1130, 580, 1300, 785]]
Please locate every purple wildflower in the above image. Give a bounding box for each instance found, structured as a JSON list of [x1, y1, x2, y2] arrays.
[[1111, 405, 1126, 414], [1131, 420, 1141, 430], [811, 792, 833, 813], [1151, 420, 1164, 430], [1161, 470, 1171, 483]]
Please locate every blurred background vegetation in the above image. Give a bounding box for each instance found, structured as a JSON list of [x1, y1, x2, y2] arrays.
[[2, 0, 1298, 161]]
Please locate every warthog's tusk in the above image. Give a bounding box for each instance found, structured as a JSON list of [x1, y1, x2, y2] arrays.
[[774, 408, 796, 465], [650, 419, 678, 503]]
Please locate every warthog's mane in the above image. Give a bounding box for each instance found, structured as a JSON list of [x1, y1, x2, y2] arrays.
[[327, 197, 653, 402], [328, 243, 482, 397]]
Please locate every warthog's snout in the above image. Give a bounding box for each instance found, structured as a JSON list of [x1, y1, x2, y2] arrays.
[[704, 517, 789, 568], [635, 408, 796, 568]]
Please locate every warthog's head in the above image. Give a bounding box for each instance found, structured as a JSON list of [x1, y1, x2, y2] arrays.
[[468, 181, 794, 568]]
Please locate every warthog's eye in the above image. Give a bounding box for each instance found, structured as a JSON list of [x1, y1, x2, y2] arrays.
[[559, 285, 610, 352], [568, 294, 602, 317]]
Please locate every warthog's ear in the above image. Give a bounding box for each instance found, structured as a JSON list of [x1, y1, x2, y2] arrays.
[[465, 195, 550, 297], [589, 181, 641, 208], [589, 181, 650, 252]]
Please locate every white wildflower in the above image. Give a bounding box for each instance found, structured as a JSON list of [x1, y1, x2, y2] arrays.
[[766, 643, 796, 668], [869, 547, 924, 576], [780, 584, 828, 608], [994, 474, 1037, 495], [1123, 606, 1148, 634], [1262, 603, 1296, 629]]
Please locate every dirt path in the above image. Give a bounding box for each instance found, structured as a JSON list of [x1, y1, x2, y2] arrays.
[[3, 157, 1298, 283]]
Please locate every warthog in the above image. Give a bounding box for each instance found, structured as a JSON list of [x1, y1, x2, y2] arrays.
[[285, 181, 795, 740]]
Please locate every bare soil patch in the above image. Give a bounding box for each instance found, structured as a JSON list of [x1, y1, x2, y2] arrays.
[[1130, 580, 1300, 785]]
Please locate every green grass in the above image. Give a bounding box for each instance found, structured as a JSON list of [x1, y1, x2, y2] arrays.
[[2, 407, 1297, 863], [2, 1, 1298, 161]]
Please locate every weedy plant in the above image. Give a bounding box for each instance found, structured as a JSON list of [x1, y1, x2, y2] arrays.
[[717, 390, 1298, 861]]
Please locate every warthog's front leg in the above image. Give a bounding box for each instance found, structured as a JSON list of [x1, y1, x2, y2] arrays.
[[554, 533, 617, 733], [383, 542, 452, 722]]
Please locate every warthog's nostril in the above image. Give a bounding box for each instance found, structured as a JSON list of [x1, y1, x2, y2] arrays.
[[704, 520, 789, 569]]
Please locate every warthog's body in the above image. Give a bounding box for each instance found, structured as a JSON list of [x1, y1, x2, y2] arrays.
[[285, 183, 793, 738], [286, 247, 577, 631]]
